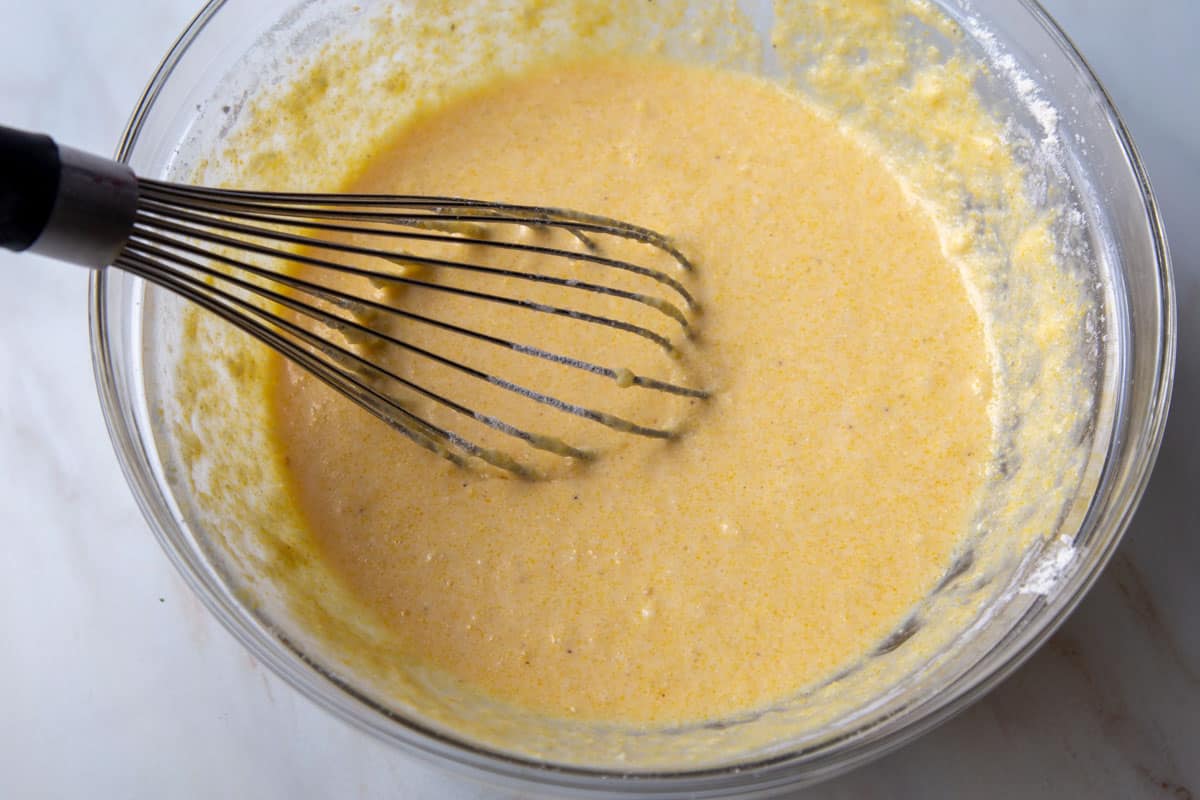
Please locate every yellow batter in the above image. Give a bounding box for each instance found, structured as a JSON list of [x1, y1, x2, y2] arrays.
[[268, 58, 993, 725]]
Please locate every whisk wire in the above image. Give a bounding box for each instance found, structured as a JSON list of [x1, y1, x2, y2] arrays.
[[121, 198, 703, 475], [121, 236, 685, 442], [134, 201, 694, 331], [138, 191, 699, 309], [138, 179, 696, 271], [116, 251, 499, 473], [133, 225, 701, 398], [129, 215, 683, 352]]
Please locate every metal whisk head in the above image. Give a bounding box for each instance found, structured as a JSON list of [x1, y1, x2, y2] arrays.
[[0, 126, 707, 478], [124, 184, 700, 479]]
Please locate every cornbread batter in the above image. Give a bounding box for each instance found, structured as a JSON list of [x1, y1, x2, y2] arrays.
[[268, 59, 993, 724]]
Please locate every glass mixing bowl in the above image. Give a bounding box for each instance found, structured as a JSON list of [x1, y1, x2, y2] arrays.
[[89, 0, 1173, 795]]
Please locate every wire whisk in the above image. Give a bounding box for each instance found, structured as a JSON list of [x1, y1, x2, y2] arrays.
[[1, 125, 707, 478]]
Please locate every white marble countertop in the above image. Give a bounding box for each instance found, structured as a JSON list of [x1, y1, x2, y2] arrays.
[[2, 1, 1197, 797]]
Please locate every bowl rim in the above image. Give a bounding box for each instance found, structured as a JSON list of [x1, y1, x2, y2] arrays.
[[88, 0, 1176, 794]]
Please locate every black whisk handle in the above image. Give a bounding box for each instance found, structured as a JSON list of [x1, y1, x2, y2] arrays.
[[0, 124, 137, 267], [0, 124, 61, 253]]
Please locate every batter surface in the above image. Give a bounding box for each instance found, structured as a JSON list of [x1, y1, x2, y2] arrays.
[[269, 59, 993, 724]]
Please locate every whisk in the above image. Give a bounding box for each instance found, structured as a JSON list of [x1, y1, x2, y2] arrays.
[[0, 125, 706, 478]]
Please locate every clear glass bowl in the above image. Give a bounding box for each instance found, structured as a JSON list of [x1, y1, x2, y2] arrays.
[[89, 0, 1174, 795]]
